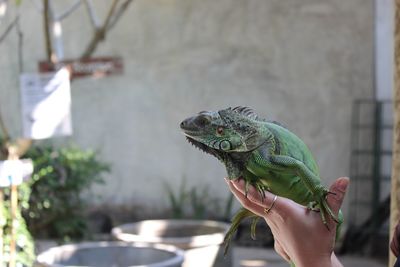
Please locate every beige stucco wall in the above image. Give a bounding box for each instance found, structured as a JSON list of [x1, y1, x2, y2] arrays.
[[0, 0, 374, 219]]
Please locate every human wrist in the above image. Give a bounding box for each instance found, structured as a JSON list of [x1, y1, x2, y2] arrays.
[[331, 252, 343, 267], [296, 257, 331, 267], [295, 252, 341, 267]]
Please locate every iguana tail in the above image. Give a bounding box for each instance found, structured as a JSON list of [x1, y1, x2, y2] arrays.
[[223, 208, 258, 255], [336, 209, 343, 241]]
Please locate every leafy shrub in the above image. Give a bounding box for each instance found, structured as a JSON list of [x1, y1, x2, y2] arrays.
[[0, 137, 35, 266], [23, 143, 110, 241], [0, 188, 35, 267], [0, 137, 109, 265]]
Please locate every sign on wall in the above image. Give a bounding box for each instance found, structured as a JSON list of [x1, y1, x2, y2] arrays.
[[38, 57, 123, 78], [20, 68, 73, 139]]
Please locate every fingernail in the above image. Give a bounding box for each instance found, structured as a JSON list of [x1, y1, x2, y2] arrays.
[[337, 178, 349, 192], [224, 177, 230, 183]]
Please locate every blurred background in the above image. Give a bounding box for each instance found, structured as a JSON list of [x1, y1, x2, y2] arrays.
[[0, 0, 393, 266]]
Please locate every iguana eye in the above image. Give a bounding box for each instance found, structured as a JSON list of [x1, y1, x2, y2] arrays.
[[217, 126, 224, 135], [219, 140, 231, 151]]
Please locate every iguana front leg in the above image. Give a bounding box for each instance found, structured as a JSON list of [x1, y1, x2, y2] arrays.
[[251, 153, 340, 227]]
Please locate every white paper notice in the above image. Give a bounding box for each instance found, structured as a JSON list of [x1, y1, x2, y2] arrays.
[[0, 159, 34, 187], [20, 68, 73, 139]]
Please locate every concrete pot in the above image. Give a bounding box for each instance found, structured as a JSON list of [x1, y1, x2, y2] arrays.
[[112, 220, 231, 267], [34, 241, 184, 267]]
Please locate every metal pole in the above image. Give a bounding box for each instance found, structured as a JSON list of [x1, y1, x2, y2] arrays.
[[372, 102, 382, 233], [0, 190, 4, 267], [9, 184, 17, 267], [8, 147, 18, 267]]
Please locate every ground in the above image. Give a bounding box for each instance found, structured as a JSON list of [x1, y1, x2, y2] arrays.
[[36, 240, 388, 267], [232, 247, 387, 267]]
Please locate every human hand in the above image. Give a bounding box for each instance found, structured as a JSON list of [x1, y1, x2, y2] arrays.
[[225, 177, 349, 267]]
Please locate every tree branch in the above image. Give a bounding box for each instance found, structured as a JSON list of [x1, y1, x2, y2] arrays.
[[55, 0, 82, 21], [83, 0, 100, 29], [43, 0, 54, 62], [107, 0, 134, 31], [16, 14, 23, 73], [80, 0, 119, 59], [0, 110, 10, 142], [0, 16, 17, 44], [0, 1, 11, 143], [0, 5, 29, 155]]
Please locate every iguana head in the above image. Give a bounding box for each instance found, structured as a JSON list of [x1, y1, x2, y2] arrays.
[[180, 107, 265, 156]]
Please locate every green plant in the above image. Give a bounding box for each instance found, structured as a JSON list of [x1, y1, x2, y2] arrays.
[[0, 137, 35, 267], [164, 178, 188, 219], [23, 143, 110, 241], [165, 178, 235, 221], [190, 185, 210, 219], [0, 191, 35, 266]]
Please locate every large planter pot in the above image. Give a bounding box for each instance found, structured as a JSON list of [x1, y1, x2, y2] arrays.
[[112, 220, 231, 267], [34, 241, 184, 267]]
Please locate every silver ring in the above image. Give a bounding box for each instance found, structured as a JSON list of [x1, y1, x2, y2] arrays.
[[264, 195, 278, 214]]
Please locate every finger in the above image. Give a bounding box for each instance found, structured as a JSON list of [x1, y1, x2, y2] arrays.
[[229, 178, 296, 219], [230, 178, 279, 208], [225, 179, 265, 217], [274, 240, 291, 263], [326, 177, 349, 216], [225, 179, 281, 230]]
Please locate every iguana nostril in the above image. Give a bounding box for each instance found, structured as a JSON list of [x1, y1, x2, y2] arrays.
[[180, 118, 192, 129], [180, 117, 193, 130]]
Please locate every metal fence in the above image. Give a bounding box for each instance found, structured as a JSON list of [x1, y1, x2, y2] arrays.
[[341, 99, 392, 255]]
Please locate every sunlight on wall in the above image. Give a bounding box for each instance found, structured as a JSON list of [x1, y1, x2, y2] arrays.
[[0, 1, 7, 18], [240, 259, 269, 267]]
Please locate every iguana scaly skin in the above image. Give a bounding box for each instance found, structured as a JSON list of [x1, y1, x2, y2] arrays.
[[180, 106, 343, 255]]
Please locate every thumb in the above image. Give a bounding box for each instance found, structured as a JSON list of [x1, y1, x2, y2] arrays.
[[326, 177, 349, 216]]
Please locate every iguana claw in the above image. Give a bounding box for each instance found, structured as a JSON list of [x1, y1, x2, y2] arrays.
[[308, 189, 340, 230]]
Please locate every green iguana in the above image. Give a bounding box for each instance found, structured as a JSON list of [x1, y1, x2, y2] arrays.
[[180, 106, 342, 255]]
